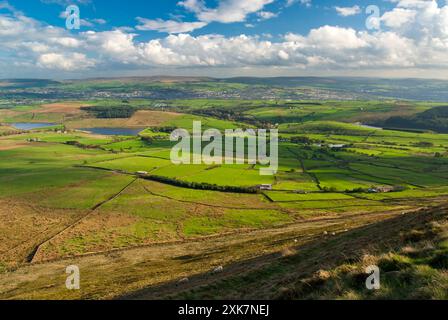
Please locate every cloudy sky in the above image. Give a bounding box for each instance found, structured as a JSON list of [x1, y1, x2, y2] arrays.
[[1, 0, 448, 79]]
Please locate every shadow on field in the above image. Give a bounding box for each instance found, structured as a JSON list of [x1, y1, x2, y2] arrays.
[[120, 205, 448, 300]]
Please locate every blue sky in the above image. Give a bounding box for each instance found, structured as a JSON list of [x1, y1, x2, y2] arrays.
[[1, 0, 448, 79], [9, 0, 394, 40]]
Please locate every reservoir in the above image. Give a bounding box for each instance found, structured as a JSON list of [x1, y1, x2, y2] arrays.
[[79, 127, 144, 136], [11, 123, 56, 130]]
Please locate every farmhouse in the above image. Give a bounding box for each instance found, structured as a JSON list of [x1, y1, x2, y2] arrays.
[[258, 184, 273, 191], [26, 138, 41, 142], [328, 144, 346, 149], [368, 186, 395, 193], [313, 143, 347, 149]]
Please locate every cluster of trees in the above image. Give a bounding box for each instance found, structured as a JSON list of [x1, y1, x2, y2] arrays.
[[414, 141, 434, 148], [144, 175, 258, 193], [376, 106, 448, 133], [140, 136, 153, 144], [189, 104, 323, 126], [190, 106, 266, 127], [151, 126, 177, 133], [65, 140, 100, 150], [0, 130, 21, 136], [290, 136, 313, 145], [81, 105, 137, 119], [322, 186, 337, 193]]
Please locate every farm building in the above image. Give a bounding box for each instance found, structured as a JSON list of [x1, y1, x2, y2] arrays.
[[328, 144, 347, 149], [258, 184, 273, 191], [368, 186, 395, 193]]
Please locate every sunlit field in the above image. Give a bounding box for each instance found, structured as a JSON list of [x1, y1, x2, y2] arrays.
[[1, 95, 447, 300]]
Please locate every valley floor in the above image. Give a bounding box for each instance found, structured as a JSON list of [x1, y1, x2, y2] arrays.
[[1, 99, 448, 299]]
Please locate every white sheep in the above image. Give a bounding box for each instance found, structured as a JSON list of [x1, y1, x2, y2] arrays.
[[213, 266, 224, 274], [178, 277, 189, 284]]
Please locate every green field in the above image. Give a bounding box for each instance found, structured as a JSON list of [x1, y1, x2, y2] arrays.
[[1, 97, 448, 300]]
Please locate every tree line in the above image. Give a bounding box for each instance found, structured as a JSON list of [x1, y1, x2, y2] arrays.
[[142, 175, 259, 193]]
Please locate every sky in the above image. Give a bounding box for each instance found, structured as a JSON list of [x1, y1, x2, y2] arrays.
[[1, 0, 448, 79]]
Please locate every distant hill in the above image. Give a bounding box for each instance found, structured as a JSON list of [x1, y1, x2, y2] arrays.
[[375, 105, 448, 133], [0, 79, 60, 89], [2, 76, 448, 101], [222, 77, 448, 101], [66, 76, 214, 84], [221, 76, 340, 87], [71, 76, 448, 101]]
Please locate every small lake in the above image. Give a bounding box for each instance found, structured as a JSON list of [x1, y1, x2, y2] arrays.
[[79, 127, 144, 136], [11, 122, 56, 130]]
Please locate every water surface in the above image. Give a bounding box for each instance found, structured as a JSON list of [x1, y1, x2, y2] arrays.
[[12, 122, 56, 130], [80, 127, 143, 136]]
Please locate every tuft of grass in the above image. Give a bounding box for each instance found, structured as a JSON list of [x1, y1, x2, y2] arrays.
[[429, 251, 448, 270], [378, 253, 413, 272], [403, 229, 429, 243]]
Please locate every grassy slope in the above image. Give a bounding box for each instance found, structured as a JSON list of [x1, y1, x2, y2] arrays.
[[153, 205, 448, 300], [0, 206, 407, 299]]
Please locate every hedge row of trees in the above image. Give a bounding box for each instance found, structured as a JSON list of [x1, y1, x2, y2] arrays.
[[81, 105, 137, 119], [151, 126, 177, 133], [143, 175, 258, 193], [0, 130, 21, 136], [65, 140, 101, 150]]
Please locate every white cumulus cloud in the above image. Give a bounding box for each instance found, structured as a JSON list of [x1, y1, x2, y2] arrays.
[[37, 52, 95, 71], [335, 5, 361, 17], [2, 0, 448, 78], [136, 18, 207, 34]]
